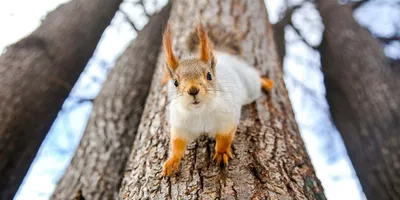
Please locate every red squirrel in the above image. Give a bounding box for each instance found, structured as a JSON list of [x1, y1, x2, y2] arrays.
[[162, 22, 273, 176]]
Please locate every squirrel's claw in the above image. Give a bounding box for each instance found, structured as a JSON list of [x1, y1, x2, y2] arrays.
[[213, 150, 232, 166], [163, 157, 180, 176]]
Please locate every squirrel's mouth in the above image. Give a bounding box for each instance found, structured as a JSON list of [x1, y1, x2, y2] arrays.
[[191, 100, 200, 105]]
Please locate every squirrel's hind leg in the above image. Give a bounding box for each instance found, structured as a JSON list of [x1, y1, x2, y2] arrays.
[[214, 125, 236, 166], [260, 77, 273, 92]]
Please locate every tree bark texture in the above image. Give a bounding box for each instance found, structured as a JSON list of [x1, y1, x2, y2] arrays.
[[0, 0, 122, 198], [317, 0, 400, 199], [51, 4, 172, 200], [118, 0, 325, 199]]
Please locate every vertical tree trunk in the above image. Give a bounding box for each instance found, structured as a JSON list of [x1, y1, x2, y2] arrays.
[[0, 0, 122, 198], [51, 4, 171, 200], [317, 0, 400, 199], [273, 20, 287, 66], [118, 0, 325, 199]]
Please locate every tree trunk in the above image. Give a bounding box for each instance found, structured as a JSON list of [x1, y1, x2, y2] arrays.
[[51, 4, 171, 200], [118, 0, 325, 199], [0, 0, 122, 198], [272, 20, 286, 65], [317, 0, 400, 199]]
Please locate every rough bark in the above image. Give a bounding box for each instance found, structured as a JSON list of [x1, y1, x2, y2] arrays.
[[51, 4, 171, 200], [118, 0, 325, 199], [0, 0, 123, 198], [317, 0, 400, 199]]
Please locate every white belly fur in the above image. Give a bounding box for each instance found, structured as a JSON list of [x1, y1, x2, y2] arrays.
[[168, 51, 261, 141]]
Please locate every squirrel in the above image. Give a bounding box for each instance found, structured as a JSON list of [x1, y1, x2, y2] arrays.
[[162, 22, 273, 176]]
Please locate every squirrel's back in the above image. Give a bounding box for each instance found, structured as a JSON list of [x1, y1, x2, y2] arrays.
[[214, 51, 261, 106]]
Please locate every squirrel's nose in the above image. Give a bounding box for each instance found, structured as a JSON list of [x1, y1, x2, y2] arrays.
[[188, 87, 199, 96]]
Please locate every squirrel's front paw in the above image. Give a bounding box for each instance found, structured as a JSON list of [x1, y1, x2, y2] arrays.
[[163, 157, 181, 176], [213, 150, 232, 166]]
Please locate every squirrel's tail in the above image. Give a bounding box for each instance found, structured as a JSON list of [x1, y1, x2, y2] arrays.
[[186, 23, 243, 56]]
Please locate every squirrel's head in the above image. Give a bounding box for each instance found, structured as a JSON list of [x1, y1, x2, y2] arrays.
[[163, 22, 217, 109]]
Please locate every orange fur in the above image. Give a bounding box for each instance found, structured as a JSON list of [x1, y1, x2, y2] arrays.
[[197, 23, 213, 62], [213, 126, 236, 165], [163, 23, 179, 70], [161, 72, 169, 86], [163, 136, 187, 176], [260, 77, 273, 92]]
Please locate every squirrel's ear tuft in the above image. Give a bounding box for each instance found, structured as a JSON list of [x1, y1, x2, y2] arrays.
[[163, 22, 179, 70], [197, 22, 213, 63]]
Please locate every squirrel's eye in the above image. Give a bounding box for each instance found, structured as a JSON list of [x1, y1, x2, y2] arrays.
[[174, 80, 179, 87], [207, 72, 212, 81]]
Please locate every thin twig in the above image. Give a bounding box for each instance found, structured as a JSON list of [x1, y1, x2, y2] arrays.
[[135, 0, 151, 18], [289, 22, 319, 50], [120, 9, 140, 32], [351, 0, 369, 10], [276, 5, 302, 27], [376, 35, 400, 44]]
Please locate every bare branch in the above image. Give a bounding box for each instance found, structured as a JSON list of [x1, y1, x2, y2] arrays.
[[60, 95, 94, 112], [289, 22, 319, 51], [135, 0, 151, 18], [273, 4, 302, 64], [120, 9, 140, 32], [273, 2, 319, 51], [376, 35, 400, 44], [276, 5, 301, 27], [351, 0, 368, 10]]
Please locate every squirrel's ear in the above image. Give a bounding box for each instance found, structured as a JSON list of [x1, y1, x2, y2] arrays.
[[163, 22, 179, 70], [197, 22, 213, 63]]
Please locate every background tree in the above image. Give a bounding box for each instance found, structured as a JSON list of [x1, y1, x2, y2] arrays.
[[273, 4, 301, 64], [117, 0, 324, 199], [269, 0, 399, 198], [316, 0, 400, 199], [0, 0, 122, 198], [51, 4, 171, 199]]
